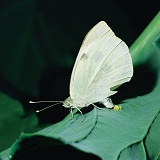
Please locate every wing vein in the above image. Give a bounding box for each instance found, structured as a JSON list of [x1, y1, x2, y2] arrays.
[[82, 38, 123, 98]]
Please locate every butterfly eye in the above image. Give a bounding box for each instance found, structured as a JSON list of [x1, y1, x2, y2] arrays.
[[63, 98, 73, 108], [66, 101, 70, 106]]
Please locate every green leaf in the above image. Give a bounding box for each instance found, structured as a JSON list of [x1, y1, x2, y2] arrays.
[[0, 92, 39, 152], [119, 141, 146, 160], [36, 108, 97, 142], [71, 96, 160, 159], [0, 108, 98, 160], [145, 111, 160, 159]]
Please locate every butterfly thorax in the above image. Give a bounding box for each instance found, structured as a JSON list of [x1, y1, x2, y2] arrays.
[[63, 97, 86, 108]]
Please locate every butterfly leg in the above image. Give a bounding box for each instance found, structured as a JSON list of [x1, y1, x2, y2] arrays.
[[69, 107, 74, 119], [92, 103, 105, 110], [71, 106, 84, 122]]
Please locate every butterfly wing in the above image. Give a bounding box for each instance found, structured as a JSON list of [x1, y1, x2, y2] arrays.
[[70, 21, 133, 106]]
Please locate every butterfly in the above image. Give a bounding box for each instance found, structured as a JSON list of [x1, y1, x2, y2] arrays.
[[30, 21, 133, 118], [63, 21, 133, 115]]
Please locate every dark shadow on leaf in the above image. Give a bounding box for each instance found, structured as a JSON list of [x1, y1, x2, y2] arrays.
[[12, 135, 100, 160]]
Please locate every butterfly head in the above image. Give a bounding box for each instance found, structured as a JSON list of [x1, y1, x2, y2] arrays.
[[63, 97, 73, 108]]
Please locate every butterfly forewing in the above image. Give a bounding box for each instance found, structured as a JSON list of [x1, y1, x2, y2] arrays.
[[69, 21, 133, 106], [70, 21, 112, 98]]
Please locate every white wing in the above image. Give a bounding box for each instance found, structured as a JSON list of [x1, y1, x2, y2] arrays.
[[70, 21, 133, 106]]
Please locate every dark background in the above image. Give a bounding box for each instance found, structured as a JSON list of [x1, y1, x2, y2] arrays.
[[0, 0, 159, 123]]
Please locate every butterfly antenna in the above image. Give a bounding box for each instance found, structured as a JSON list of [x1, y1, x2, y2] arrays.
[[36, 102, 62, 113], [29, 101, 63, 103]]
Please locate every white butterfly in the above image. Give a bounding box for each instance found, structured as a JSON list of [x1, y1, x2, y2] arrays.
[[63, 21, 133, 115], [31, 21, 133, 117]]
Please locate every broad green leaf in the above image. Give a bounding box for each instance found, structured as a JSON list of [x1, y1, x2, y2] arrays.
[[36, 108, 97, 142], [144, 111, 160, 159], [119, 141, 146, 160], [71, 94, 160, 159], [0, 108, 98, 159], [0, 92, 39, 152]]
